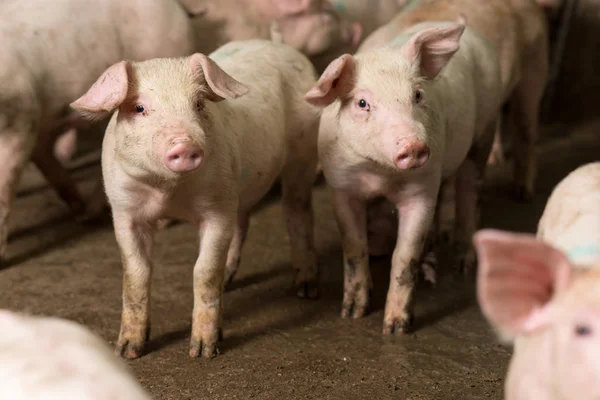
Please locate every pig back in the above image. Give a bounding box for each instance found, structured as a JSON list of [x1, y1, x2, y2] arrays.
[[208, 40, 318, 205], [0, 0, 122, 122], [536, 162, 600, 267]]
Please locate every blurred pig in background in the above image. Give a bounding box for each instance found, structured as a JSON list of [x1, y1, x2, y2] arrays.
[[0, 0, 201, 265]]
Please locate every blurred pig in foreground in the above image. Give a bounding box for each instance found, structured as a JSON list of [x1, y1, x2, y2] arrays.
[[0, 0, 199, 265], [189, 0, 362, 72], [0, 310, 151, 399], [306, 19, 503, 333], [476, 162, 600, 400], [71, 39, 320, 359]]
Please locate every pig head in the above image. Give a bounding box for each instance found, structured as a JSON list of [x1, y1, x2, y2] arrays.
[[70, 55, 248, 179], [475, 229, 600, 400], [306, 24, 467, 174]]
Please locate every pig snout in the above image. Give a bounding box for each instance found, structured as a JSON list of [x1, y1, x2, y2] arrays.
[[394, 141, 430, 170], [164, 140, 204, 173]]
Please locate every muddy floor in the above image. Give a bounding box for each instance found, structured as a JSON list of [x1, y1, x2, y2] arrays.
[[0, 121, 598, 400]]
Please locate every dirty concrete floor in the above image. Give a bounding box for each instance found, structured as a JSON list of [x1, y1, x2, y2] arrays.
[[0, 122, 598, 400]]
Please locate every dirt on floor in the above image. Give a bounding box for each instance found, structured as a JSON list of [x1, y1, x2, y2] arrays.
[[0, 121, 598, 400]]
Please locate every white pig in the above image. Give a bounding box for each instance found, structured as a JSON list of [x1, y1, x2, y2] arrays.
[[326, 0, 416, 41], [305, 20, 503, 333], [475, 162, 600, 400], [0, 0, 197, 265], [71, 39, 320, 358], [188, 0, 362, 73], [0, 309, 151, 399]]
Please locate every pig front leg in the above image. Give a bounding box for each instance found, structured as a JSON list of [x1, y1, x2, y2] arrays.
[[190, 212, 235, 358], [333, 191, 371, 318], [0, 131, 33, 264], [224, 213, 250, 285], [113, 213, 155, 359], [383, 192, 437, 335]]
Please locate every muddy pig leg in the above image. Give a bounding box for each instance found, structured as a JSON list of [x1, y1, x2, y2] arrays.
[[113, 213, 155, 359], [383, 188, 438, 335], [190, 211, 235, 358], [224, 212, 250, 285], [333, 190, 371, 318]]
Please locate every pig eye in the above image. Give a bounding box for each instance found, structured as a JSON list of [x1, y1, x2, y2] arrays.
[[135, 105, 145, 113], [357, 99, 370, 111], [196, 100, 204, 112], [575, 324, 593, 337], [414, 90, 423, 104]]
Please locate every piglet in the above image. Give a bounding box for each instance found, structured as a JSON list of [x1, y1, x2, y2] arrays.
[[475, 162, 600, 400], [0, 310, 151, 399], [305, 20, 503, 333], [71, 39, 320, 358], [358, 0, 549, 201]]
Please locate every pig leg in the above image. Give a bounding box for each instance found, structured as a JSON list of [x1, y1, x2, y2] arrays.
[[0, 132, 33, 263], [509, 43, 548, 202], [333, 191, 371, 318], [280, 150, 319, 299], [113, 214, 155, 359], [486, 120, 504, 166], [190, 212, 235, 358], [224, 212, 250, 284], [54, 128, 78, 166], [31, 146, 85, 215], [453, 160, 481, 276], [383, 191, 437, 335], [454, 122, 495, 276]]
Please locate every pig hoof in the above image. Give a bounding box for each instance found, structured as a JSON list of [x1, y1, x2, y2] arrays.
[[382, 314, 414, 335], [340, 300, 368, 319], [115, 341, 145, 360], [514, 186, 534, 203], [296, 281, 319, 299], [189, 339, 219, 358]]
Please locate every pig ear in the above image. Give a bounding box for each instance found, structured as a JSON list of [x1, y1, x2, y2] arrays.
[[70, 61, 130, 121], [189, 53, 249, 102], [474, 229, 573, 342], [305, 54, 355, 107], [399, 23, 465, 79]]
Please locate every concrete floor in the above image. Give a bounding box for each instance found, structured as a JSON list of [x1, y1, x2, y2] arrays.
[[0, 121, 598, 399]]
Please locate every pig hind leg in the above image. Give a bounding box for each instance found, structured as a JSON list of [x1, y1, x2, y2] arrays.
[[0, 131, 34, 264], [508, 42, 548, 202], [280, 124, 319, 299], [454, 121, 496, 276], [31, 139, 85, 216], [224, 212, 250, 284]]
